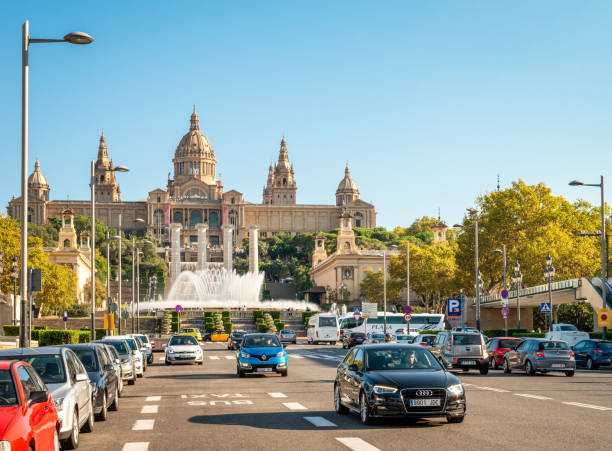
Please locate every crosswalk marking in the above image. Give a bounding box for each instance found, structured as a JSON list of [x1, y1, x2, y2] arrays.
[[267, 392, 287, 398], [288, 354, 304, 359], [563, 401, 612, 411], [209, 356, 219, 360], [336, 437, 381, 451], [224, 356, 235, 360], [145, 396, 161, 402], [132, 419, 155, 431], [283, 402, 307, 410], [515, 393, 553, 401], [141, 405, 159, 414], [122, 443, 149, 451], [304, 416, 337, 427]]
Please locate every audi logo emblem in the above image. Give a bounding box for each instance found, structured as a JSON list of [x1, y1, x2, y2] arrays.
[[416, 390, 433, 397], [261, 355, 267, 360]]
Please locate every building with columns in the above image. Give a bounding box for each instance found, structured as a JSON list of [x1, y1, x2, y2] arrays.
[[7, 107, 377, 256]]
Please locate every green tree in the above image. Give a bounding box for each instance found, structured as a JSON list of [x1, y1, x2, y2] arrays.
[[37, 264, 78, 314]]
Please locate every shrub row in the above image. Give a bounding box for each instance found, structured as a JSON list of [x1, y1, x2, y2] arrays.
[[483, 329, 527, 337], [418, 330, 443, 335], [2, 325, 19, 336], [274, 321, 285, 331], [265, 310, 281, 320], [302, 312, 314, 325], [38, 330, 81, 346], [253, 310, 264, 321]]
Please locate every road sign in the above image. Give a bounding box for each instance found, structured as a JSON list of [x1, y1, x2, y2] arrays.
[[353, 313, 361, 323], [175, 304, 183, 313], [353, 307, 361, 315], [501, 307, 509, 318], [447, 298, 461, 318], [403, 305, 412, 314], [501, 289, 509, 299], [540, 302, 552, 314], [110, 302, 118, 313], [362, 302, 377, 319], [598, 308, 611, 327], [404, 313, 412, 322]]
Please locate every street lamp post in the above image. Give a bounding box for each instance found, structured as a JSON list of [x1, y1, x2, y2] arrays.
[[544, 253, 555, 332], [454, 221, 481, 330], [570, 177, 607, 339], [111, 234, 122, 334], [11, 258, 18, 325], [383, 251, 387, 335], [20, 21, 93, 344], [511, 262, 523, 330], [494, 245, 508, 334], [106, 230, 111, 336]]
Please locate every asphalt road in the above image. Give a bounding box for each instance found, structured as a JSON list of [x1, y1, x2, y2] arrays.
[[78, 343, 612, 451]]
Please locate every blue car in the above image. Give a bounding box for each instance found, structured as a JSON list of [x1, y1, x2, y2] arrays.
[[236, 333, 288, 377], [573, 339, 612, 370]]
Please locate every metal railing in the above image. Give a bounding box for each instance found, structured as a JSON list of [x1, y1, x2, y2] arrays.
[[476, 278, 580, 305]]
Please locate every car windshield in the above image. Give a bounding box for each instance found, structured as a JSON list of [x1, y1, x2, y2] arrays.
[[105, 341, 129, 355], [0, 370, 18, 406], [72, 349, 98, 372], [499, 339, 522, 349], [365, 348, 442, 371], [559, 325, 578, 331], [396, 335, 414, 342], [453, 334, 482, 345], [21, 355, 66, 384], [137, 335, 149, 343], [125, 339, 137, 351], [370, 334, 385, 340], [597, 341, 612, 350], [421, 335, 437, 345], [540, 341, 570, 350], [319, 316, 337, 327], [243, 335, 281, 348], [169, 336, 199, 346]]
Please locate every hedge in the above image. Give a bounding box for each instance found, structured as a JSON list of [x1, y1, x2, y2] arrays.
[[512, 332, 545, 338], [38, 330, 80, 346], [275, 321, 285, 331], [266, 310, 281, 320], [204, 311, 213, 319], [257, 323, 269, 333], [483, 329, 527, 338], [223, 321, 233, 333], [253, 310, 264, 321], [589, 332, 603, 339], [32, 325, 47, 331], [78, 331, 91, 343], [3, 325, 19, 336], [222, 310, 231, 319], [302, 312, 314, 324]]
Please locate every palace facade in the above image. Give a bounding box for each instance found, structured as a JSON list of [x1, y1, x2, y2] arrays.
[[7, 108, 376, 249]]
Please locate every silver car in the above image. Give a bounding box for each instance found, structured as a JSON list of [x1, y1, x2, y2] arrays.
[[101, 339, 137, 385], [0, 346, 94, 449], [438, 331, 489, 374], [503, 338, 576, 376], [97, 343, 124, 396], [110, 335, 144, 377]]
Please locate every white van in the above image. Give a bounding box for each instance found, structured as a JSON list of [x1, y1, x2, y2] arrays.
[[307, 313, 340, 345]]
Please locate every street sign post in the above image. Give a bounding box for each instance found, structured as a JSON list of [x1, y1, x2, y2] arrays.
[[353, 313, 361, 324], [404, 313, 412, 322], [63, 311, 67, 330], [175, 305, 183, 313], [447, 298, 461, 319], [598, 308, 611, 327], [501, 289, 509, 299]]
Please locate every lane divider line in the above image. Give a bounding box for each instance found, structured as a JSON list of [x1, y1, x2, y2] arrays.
[[141, 405, 159, 414], [282, 402, 308, 410], [563, 401, 612, 411], [224, 356, 235, 360], [515, 393, 553, 401], [304, 416, 337, 427], [209, 356, 220, 360], [132, 419, 155, 431], [145, 396, 161, 402], [288, 354, 304, 359], [267, 392, 287, 398], [336, 437, 381, 451], [122, 443, 150, 451]]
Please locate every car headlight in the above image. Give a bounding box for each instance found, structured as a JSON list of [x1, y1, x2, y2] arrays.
[[241, 351, 251, 358], [276, 351, 285, 357], [447, 384, 464, 396], [167, 348, 174, 354], [54, 397, 64, 411], [372, 385, 398, 394], [0, 441, 11, 451]]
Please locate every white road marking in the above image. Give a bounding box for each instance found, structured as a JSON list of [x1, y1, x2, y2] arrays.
[[336, 437, 381, 451], [267, 392, 287, 398], [283, 402, 307, 410], [141, 405, 159, 414], [157, 357, 164, 361], [304, 416, 337, 427], [288, 354, 304, 359], [132, 419, 155, 431], [478, 386, 510, 393], [224, 356, 235, 360], [302, 354, 321, 359], [563, 401, 612, 411], [122, 443, 149, 451], [209, 356, 219, 360], [515, 393, 553, 400], [145, 396, 161, 402]]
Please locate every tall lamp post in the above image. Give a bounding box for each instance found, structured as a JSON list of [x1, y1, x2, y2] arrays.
[[511, 262, 523, 330], [543, 253, 555, 332], [382, 245, 397, 335], [111, 234, 123, 334], [20, 21, 93, 342], [570, 177, 607, 339], [493, 245, 507, 290], [454, 221, 481, 330], [11, 258, 18, 325]]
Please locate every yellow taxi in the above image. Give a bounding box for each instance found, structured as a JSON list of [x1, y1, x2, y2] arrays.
[[178, 328, 203, 341], [210, 330, 230, 342]]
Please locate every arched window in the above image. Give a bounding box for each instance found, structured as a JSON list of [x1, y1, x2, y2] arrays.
[[173, 211, 183, 224], [283, 178, 287, 186], [64, 239, 71, 248], [209, 212, 219, 228], [190, 210, 202, 228], [154, 208, 164, 226]]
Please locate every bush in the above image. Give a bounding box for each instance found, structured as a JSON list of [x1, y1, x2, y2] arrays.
[[205, 323, 215, 333], [222, 310, 231, 319], [589, 332, 603, 339], [258, 323, 269, 333], [2, 325, 19, 336], [483, 329, 527, 338], [32, 325, 47, 331], [253, 310, 264, 321], [204, 311, 213, 319], [66, 303, 90, 317], [223, 322, 233, 333], [513, 332, 545, 338], [38, 330, 80, 346], [275, 321, 285, 331], [266, 310, 281, 320], [302, 312, 314, 324], [78, 331, 91, 343], [95, 328, 106, 340]]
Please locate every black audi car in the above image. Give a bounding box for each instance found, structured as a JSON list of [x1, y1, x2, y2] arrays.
[[334, 344, 466, 424]]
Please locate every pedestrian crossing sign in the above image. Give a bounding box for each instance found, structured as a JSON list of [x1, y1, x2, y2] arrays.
[[540, 302, 552, 314]]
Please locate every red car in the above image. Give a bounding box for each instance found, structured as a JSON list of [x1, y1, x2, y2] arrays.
[[0, 360, 59, 450], [487, 337, 524, 369]]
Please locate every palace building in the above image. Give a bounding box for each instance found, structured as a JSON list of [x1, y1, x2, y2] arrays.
[[7, 108, 377, 252]]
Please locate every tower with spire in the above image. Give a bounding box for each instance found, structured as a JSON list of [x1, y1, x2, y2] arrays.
[[335, 162, 360, 207], [262, 136, 297, 205], [94, 131, 121, 202]]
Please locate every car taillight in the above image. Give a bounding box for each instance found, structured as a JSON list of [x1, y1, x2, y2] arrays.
[[570, 350, 575, 358], [419, 343, 427, 347], [594, 349, 602, 354], [536, 350, 544, 358], [497, 349, 506, 354], [372, 340, 377, 344]]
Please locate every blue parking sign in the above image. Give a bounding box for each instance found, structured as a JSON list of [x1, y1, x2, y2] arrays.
[[447, 298, 461, 317]]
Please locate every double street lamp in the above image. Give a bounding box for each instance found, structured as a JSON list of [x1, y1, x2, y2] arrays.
[[511, 262, 523, 330], [543, 253, 555, 332], [20, 21, 93, 338]]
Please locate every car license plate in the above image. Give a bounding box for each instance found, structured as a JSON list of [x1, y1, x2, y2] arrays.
[[462, 360, 476, 366], [409, 398, 441, 407], [256, 368, 273, 372], [552, 363, 565, 368]]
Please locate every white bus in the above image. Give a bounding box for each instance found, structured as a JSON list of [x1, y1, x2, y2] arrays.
[[339, 312, 445, 336], [307, 313, 340, 345]]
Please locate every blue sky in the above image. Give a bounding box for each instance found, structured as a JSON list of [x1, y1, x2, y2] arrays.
[[1, 1, 611, 228]]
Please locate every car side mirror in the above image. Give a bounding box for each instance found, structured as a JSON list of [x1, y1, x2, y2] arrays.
[[76, 373, 89, 382], [104, 364, 114, 371], [348, 364, 359, 372], [29, 390, 48, 404], [115, 358, 121, 364], [162, 344, 167, 349]]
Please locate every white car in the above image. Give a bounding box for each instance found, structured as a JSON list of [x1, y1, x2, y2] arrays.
[[165, 335, 204, 365], [111, 335, 145, 377], [545, 324, 590, 347], [365, 333, 386, 344]]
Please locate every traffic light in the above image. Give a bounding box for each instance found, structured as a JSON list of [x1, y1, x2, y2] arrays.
[[597, 308, 611, 327]]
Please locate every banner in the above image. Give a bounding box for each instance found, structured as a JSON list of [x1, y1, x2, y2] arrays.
[[222, 205, 228, 225]]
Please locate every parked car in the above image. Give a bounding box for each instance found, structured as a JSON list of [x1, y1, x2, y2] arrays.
[[164, 335, 204, 365], [0, 360, 60, 450], [503, 339, 575, 376], [0, 347, 94, 449], [237, 333, 288, 377], [128, 335, 148, 371], [343, 332, 367, 349], [96, 343, 124, 397], [179, 328, 203, 341], [571, 339, 612, 370], [228, 331, 247, 350], [63, 344, 120, 421], [211, 331, 231, 342], [132, 334, 154, 365], [112, 335, 144, 377], [365, 333, 386, 344], [413, 334, 438, 347], [545, 323, 589, 347], [394, 335, 415, 344], [334, 344, 466, 424], [486, 337, 523, 369], [101, 339, 137, 385], [437, 331, 489, 374], [279, 330, 297, 345]]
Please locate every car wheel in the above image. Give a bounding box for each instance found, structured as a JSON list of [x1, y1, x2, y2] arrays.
[[565, 370, 575, 377], [503, 359, 511, 374], [281, 369, 288, 377], [447, 415, 465, 423], [60, 410, 79, 449], [81, 402, 94, 433], [360, 392, 373, 425], [118, 378, 123, 397], [96, 392, 107, 421], [109, 387, 119, 411], [525, 360, 535, 376], [586, 357, 598, 370], [334, 385, 348, 414], [479, 364, 489, 375], [490, 358, 499, 370]]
